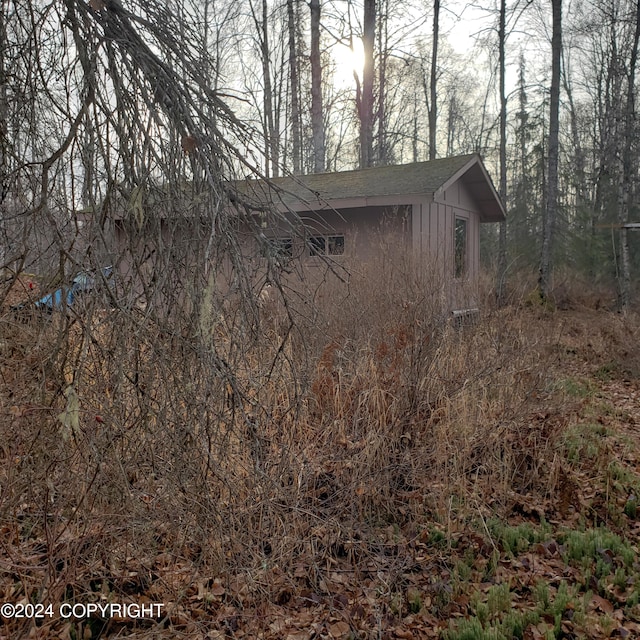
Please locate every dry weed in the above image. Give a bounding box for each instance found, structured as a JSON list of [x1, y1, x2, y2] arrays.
[[1, 270, 638, 637]]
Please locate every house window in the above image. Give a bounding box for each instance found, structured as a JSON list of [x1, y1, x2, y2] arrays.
[[308, 234, 345, 256], [454, 217, 467, 278]]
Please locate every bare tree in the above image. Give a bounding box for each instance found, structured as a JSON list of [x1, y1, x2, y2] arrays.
[[287, 0, 303, 174], [497, 0, 508, 305], [310, 0, 325, 172], [359, 0, 375, 167], [617, 0, 639, 310], [538, 0, 562, 300], [376, 0, 389, 165], [250, 0, 280, 177], [429, 0, 440, 160], [0, 1, 332, 609]]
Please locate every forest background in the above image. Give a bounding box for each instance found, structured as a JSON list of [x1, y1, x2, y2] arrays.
[[1, 0, 639, 303]]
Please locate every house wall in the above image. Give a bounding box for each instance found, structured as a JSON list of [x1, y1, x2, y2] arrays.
[[441, 179, 481, 309], [111, 175, 486, 316], [268, 204, 411, 263], [113, 218, 244, 314], [411, 179, 481, 311], [437, 178, 481, 281], [111, 205, 412, 317], [258, 183, 482, 312]]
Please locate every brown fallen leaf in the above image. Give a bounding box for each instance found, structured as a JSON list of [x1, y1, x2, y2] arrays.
[[210, 580, 225, 596], [328, 620, 351, 638], [591, 594, 614, 614], [285, 632, 310, 640], [531, 623, 550, 640]]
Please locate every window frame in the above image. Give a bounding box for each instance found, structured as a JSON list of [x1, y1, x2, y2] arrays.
[[454, 216, 468, 279], [307, 233, 345, 257]]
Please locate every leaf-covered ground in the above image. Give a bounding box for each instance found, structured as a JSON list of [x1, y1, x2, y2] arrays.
[[195, 325, 640, 640], [1, 302, 639, 639]]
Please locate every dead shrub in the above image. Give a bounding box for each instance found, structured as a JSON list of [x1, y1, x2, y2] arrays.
[[2, 258, 627, 632]]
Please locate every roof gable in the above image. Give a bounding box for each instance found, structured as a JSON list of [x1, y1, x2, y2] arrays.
[[435, 156, 506, 223]]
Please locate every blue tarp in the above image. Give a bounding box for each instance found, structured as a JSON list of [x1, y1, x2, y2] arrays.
[[34, 266, 113, 312]]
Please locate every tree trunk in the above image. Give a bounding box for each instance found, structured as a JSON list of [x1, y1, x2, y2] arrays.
[[0, 0, 7, 207], [538, 0, 562, 301], [428, 0, 439, 161], [252, 0, 278, 178], [360, 0, 375, 167], [287, 0, 302, 175], [617, 0, 639, 311], [496, 0, 508, 306], [0, 0, 8, 270], [513, 57, 531, 257], [562, 64, 587, 212], [376, 0, 388, 165], [310, 0, 325, 173], [412, 94, 419, 163]]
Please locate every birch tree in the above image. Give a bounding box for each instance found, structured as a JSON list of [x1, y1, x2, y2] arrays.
[[617, 0, 639, 309], [497, 0, 508, 304], [287, 0, 302, 174], [250, 0, 280, 177], [429, 0, 440, 160]]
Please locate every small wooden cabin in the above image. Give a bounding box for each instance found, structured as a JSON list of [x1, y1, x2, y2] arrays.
[[110, 154, 505, 314], [240, 153, 505, 311]]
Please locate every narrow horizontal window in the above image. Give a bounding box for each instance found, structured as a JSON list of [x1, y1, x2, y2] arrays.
[[308, 234, 345, 256], [262, 237, 293, 262], [327, 235, 345, 255], [273, 237, 293, 258]]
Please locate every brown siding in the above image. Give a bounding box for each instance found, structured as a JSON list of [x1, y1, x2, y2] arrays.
[[411, 201, 422, 255], [113, 168, 490, 315], [266, 204, 411, 264], [424, 201, 452, 271], [438, 184, 481, 273], [437, 181, 480, 309]]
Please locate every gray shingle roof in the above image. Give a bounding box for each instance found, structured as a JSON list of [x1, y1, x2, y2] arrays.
[[111, 154, 505, 223], [235, 154, 505, 222]]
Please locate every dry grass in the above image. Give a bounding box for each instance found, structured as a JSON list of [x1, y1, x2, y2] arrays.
[[1, 270, 639, 638]]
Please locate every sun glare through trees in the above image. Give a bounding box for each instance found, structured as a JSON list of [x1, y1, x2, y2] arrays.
[[331, 38, 366, 87]]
